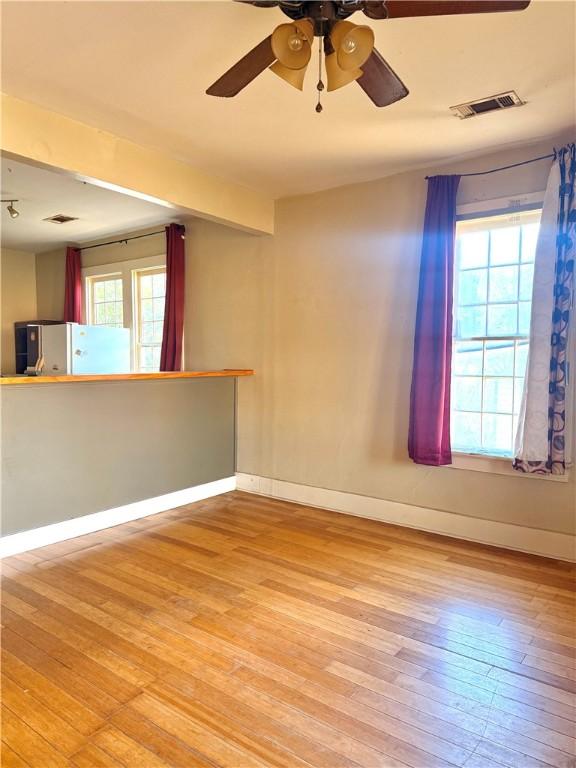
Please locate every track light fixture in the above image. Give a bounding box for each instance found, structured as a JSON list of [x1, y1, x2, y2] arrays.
[[2, 199, 20, 218]]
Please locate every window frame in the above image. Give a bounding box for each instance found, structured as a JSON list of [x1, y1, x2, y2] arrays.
[[447, 191, 567, 477], [82, 254, 166, 372], [133, 265, 167, 373], [85, 271, 125, 329]]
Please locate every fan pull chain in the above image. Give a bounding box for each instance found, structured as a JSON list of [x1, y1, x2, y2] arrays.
[[316, 36, 324, 113]]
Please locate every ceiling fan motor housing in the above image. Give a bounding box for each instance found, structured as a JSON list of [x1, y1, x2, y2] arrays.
[[278, 1, 386, 32]]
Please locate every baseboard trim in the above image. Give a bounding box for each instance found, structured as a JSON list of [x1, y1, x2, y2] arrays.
[[0, 476, 236, 558], [236, 473, 575, 562]]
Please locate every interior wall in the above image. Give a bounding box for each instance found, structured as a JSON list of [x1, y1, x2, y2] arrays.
[[2, 377, 236, 535], [27, 134, 576, 540], [231, 135, 575, 537], [0, 248, 37, 374], [183, 218, 271, 469]]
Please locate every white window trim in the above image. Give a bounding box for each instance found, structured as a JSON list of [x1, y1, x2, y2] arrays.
[[82, 254, 166, 372], [456, 191, 545, 219], [450, 191, 571, 479]]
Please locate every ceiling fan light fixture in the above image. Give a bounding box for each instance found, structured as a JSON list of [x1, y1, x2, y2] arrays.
[[325, 52, 363, 92], [269, 59, 308, 90], [331, 20, 374, 71], [271, 21, 312, 69]]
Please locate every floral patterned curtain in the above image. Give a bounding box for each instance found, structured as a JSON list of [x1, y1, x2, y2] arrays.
[[514, 143, 575, 475]]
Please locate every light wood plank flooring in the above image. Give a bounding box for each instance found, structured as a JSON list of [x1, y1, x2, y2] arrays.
[[1, 491, 575, 768]]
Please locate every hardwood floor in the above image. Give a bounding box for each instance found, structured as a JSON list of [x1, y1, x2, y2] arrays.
[[1, 490, 575, 768]]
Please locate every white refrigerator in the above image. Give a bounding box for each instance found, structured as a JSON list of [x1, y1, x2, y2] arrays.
[[40, 323, 131, 375]]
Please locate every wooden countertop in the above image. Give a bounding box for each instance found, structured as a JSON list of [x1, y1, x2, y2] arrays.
[[0, 370, 254, 385]]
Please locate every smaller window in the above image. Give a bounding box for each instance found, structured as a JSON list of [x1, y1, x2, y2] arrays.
[[133, 267, 166, 372], [87, 274, 124, 328]]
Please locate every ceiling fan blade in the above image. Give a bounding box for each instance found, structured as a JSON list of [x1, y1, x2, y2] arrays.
[[357, 49, 408, 107], [362, 2, 390, 20], [207, 35, 276, 97], [379, 1, 530, 19], [234, 1, 281, 6]]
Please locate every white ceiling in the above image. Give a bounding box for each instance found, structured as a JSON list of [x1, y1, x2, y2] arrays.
[[1, 158, 175, 252], [1, 1, 574, 198]]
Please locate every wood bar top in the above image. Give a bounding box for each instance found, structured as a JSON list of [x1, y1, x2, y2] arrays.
[[0, 370, 254, 385]]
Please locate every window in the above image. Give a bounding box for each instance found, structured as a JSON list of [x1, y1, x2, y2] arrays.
[[83, 256, 166, 372], [451, 209, 541, 457], [86, 274, 124, 328], [134, 267, 166, 372]]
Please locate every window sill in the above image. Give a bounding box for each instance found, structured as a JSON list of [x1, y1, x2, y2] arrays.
[[446, 452, 569, 482]]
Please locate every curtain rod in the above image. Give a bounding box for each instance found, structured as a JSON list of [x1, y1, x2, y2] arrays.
[[77, 228, 188, 252], [425, 152, 555, 181]]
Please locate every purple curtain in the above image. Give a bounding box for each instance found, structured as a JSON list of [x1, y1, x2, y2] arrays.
[[160, 223, 186, 372], [408, 175, 460, 466], [63, 246, 82, 322]]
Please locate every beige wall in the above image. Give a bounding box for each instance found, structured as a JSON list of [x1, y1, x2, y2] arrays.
[[226, 136, 575, 537], [0, 248, 37, 374]]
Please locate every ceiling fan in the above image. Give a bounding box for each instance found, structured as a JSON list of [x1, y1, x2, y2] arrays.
[[207, 0, 530, 111]]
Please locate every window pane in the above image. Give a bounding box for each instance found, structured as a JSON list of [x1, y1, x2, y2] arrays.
[[153, 297, 165, 321], [153, 272, 166, 295], [521, 222, 539, 263], [141, 322, 154, 343], [453, 376, 482, 412], [140, 274, 153, 298], [518, 302, 532, 335], [451, 412, 482, 452], [152, 322, 164, 343], [457, 306, 486, 338], [94, 282, 105, 301], [487, 304, 517, 336], [104, 280, 116, 301], [482, 414, 513, 454], [519, 264, 534, 301], [94, 303, 106, 324], [459, 231, 488, 269], [489, 265, 518, 303], [141, 299, 153, 322], [484, 340, 514, 376], [458, 269, 487, 306], [490, 227, 520, 266], [108, 302, 122, 325], [484, 378, 514, 414], [453, 341, 483, 376], [515, 341, 529, 377]]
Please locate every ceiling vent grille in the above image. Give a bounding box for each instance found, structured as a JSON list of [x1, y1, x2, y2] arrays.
[[43, 214, 79, 224], [450, 91, 525, 119]]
